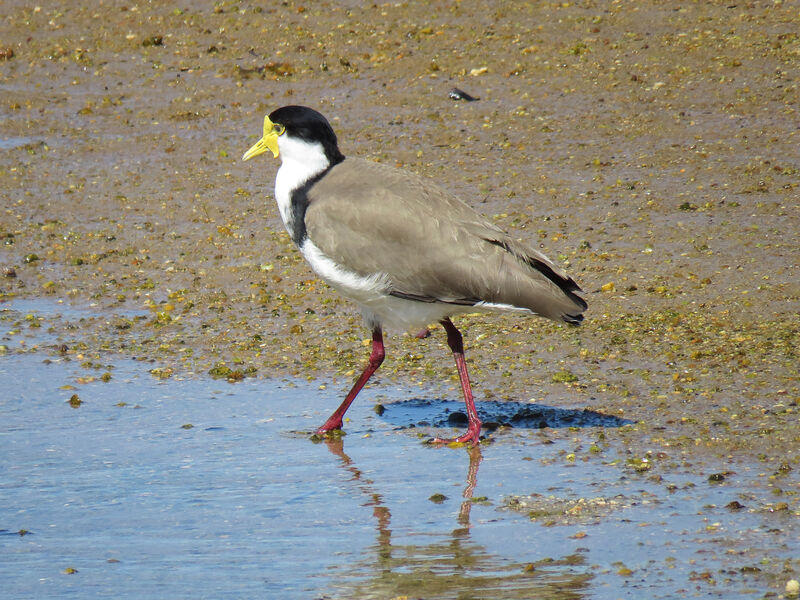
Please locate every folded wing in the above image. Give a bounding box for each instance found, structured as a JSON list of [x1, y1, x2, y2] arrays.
[[304, 158, 587, 324]]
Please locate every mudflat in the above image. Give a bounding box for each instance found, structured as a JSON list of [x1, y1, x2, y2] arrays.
[[1, 1, 798, 592]]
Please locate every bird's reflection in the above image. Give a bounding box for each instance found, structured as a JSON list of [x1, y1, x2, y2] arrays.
[[320, 438, 591, 599], [457, 444, 481, 531]]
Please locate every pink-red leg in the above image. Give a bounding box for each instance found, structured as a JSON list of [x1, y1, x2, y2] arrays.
[[316, 327, 385, 435], [433, 318, 482, 445]]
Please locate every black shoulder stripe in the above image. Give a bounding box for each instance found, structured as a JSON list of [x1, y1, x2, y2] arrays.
[[288, 157, 345, 247], [288, 168, 330, 247]]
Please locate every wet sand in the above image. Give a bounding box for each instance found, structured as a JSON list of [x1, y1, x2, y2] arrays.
[[1, 0, 798, 595]]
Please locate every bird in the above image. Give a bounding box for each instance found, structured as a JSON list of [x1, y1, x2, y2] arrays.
[[242, 105, 587, 445]]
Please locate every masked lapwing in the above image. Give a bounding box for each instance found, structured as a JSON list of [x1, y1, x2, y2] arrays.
[[243, 105, 587, 445]]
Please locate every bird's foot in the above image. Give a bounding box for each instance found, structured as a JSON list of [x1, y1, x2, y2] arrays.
[[311, 420, 346, 441], [431, 422, 483, 446]]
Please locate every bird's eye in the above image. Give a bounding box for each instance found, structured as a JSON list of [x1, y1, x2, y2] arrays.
[[273, 123, 285, 135]]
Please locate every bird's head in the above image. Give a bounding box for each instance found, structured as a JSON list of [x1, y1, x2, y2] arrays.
[[242, 105, 345, 166]]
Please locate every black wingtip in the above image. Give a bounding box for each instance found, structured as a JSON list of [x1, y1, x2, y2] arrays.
[[487, 238, 588, 313]]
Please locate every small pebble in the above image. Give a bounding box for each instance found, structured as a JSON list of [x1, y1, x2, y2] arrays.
[[448, 87, 479, 102]]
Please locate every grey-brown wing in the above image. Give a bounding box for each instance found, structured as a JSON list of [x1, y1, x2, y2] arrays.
[[305, 158, 586, 322]]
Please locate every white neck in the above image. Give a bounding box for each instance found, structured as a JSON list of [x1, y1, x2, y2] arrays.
[[274, 136, 330, 235]]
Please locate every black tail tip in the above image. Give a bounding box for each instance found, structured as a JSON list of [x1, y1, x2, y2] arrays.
[[563, 312, 584, 325]]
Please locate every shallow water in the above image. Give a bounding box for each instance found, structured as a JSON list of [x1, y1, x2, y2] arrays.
[[0, 304, 794, 599], [0, 136, 34, 150]]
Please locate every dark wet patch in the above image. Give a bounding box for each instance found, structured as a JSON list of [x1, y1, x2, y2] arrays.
[[380, 398, 631, 432]]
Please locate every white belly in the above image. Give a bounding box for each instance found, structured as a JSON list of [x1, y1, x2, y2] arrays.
[[299, 239, 472, 330]]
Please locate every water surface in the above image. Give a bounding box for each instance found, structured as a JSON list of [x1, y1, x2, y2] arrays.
[[1, 303, 794, 598]]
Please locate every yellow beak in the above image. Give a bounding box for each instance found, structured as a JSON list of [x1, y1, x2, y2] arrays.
[[242, 115, 281, 161]]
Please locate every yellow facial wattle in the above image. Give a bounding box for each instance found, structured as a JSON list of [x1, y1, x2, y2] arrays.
[[242, 115, 283, 161]]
